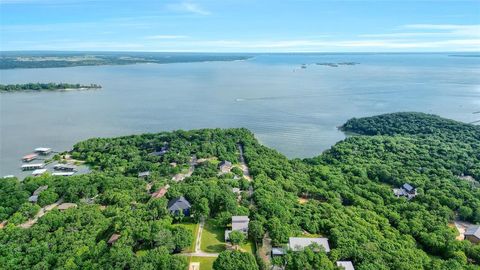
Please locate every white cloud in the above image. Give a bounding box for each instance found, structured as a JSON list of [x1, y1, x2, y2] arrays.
[[167, 1, 211, 16], [145, 35, 188, 40]]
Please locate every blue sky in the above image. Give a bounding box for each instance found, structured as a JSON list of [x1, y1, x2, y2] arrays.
[[1, 0, 479, 52]]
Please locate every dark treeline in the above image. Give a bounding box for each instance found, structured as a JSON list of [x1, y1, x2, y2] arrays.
[[1, 113, 479, 269], [0, 83, 102, 92]]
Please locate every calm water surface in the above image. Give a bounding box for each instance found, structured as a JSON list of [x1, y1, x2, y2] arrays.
[[1, 53, 479, 175]]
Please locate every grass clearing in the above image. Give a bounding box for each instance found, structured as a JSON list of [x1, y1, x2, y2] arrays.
[[240, 240, 255, 254], [188, 256, 216, 270], [200, 220, 226, 253]]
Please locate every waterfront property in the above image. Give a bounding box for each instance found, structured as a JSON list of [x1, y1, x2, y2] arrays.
[[53, 164, 77, 172], [52, 172, 75, 177], [167, 196, 191, 216], [32, 169, 47, 176], [288, 237, 330, 252], [34, 147, 52, 155], [22, 153, 38, 162], [21, 163, 45, 171], [465, 225, 480, 244]]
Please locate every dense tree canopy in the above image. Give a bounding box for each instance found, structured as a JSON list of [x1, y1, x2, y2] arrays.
[[1, 113, 479, 269]]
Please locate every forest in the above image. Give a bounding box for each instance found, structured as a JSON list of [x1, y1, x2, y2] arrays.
[[0, 112, 479, 270], [0, 83, 102, 92]]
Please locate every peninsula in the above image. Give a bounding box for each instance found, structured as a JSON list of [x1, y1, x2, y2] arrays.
[[1, 113, 479, 270], [0, 83, 102, 92]]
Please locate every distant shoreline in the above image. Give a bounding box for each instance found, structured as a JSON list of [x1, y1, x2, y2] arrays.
[[0, 53, 253, 70], [0, 83, 102, 93]]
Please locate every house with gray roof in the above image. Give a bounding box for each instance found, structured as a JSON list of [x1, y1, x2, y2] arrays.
[[167, 196, 191, 216], [465, 225, 480, 244], [393, 183, 417, 199], [219, 161, 232, 174], [138, 171, 150, 179], [225, 215, 250, 241], [288, 237, 330, 252], [28, 185, 48, 203]]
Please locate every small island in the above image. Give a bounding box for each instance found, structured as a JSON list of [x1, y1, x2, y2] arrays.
[[0, 83, 102, 92]]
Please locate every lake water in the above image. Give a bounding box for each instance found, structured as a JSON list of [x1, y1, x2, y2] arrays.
[[1, 53, 479, 176]]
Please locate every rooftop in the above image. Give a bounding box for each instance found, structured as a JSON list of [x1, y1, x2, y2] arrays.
[[32, 169, 47, 175], [167, 196, 191, 211], [288, 237, 330, 252], [108, 233, 121, 244], [232, 216, 250, 222], [35, 147, 51, 152], [337, 261, 355, 270], [465, 225, 480, 238]]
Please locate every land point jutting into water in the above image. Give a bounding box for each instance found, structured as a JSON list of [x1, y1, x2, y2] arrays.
[[0, 82, 102, 92], [1, 112, 480, 270]]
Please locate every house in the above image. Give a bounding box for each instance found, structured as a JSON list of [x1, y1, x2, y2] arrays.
[[53, 164, 77, 172], [108, 233, 121, 245], [337, 261, 355, 270], [34, 147, 52, 155], [288, 237, 330, 252], [57, 203, 77, 211], [232, 216, 250, 232], [21, 163, 45, 171], [465, 225, 480, 244], [22, 153, 38, 162], [151, 185, 170, 198], [167, 196, 191, 216], [225, 216, 250, 241], [32, 169, 47, 176], [29, 185, 48, 203], [393, 183, 418, 199], [219, 161, 233, 173], [28, 195, 39, 203], [138, 171, 150, 179], [232, 188, 241, 195], [271, 247, 286, 257], [150, 145, 169, 156]]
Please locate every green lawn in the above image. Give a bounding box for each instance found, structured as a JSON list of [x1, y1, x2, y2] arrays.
[[200, 220, 226, 253], [172, 221, 199, 253], [188, 256, 216, 270], [240, 240, 255, 254]]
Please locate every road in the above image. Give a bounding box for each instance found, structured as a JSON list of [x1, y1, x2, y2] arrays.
[[19, 198, 63, 229]]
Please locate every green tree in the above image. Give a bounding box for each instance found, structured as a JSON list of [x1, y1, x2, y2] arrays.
[[172, 226, 193, 252], [192, 197, 210, 221], [213, 250, 259, 270], [229, 231, 245, 248]]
